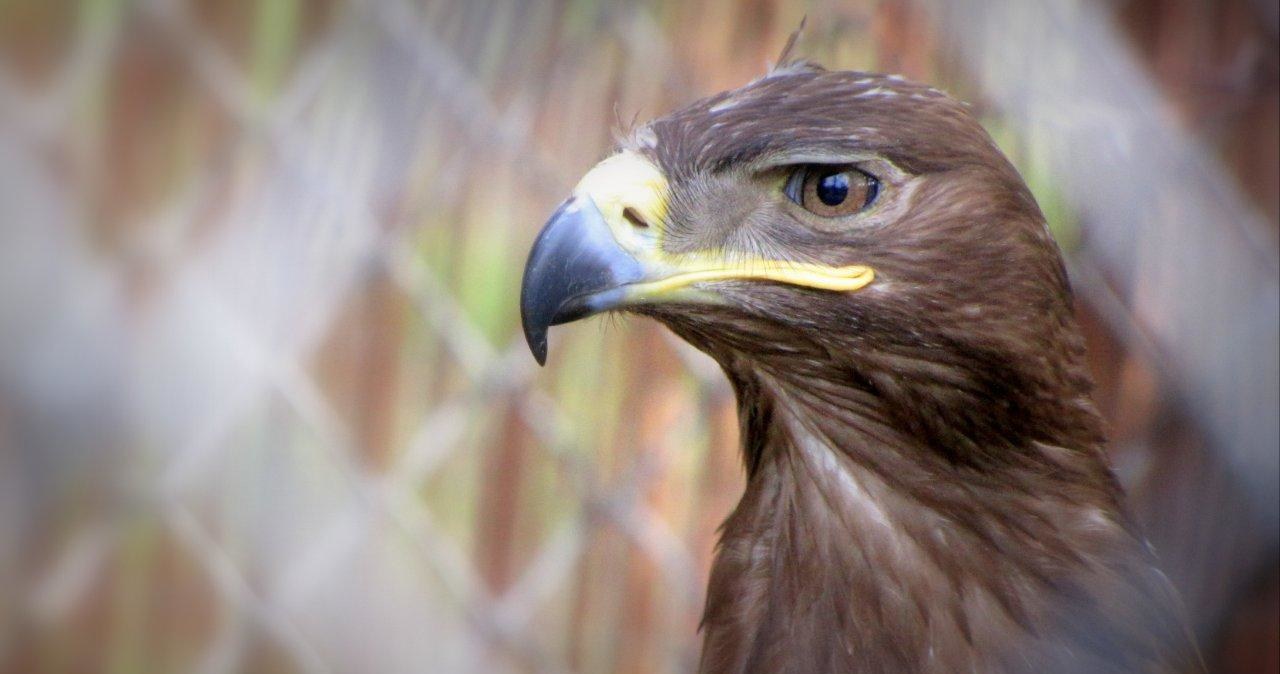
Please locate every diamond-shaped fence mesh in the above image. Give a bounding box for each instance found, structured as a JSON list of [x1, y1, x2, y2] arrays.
[[0, 1, 1275, 673]]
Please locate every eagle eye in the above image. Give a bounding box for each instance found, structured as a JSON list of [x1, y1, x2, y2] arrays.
[[785, 165, 879, 217]]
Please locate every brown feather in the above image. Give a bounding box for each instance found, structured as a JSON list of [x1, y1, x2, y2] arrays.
[[619, 68, 1205, 673]]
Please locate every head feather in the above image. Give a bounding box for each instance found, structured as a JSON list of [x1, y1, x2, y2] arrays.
[[767, 17, 825, 79]]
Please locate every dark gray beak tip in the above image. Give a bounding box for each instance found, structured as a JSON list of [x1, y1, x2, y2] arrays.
[[531, 341, 548, 367], [519, 197, 644, 366], [519, 199, 572, 366], [524, 320, 549, 367]]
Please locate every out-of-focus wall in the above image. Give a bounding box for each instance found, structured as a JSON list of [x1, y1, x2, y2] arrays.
[[0, 1, 1274, 673]]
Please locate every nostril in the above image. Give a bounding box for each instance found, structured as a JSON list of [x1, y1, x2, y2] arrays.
[[622, 207, 649, 229]]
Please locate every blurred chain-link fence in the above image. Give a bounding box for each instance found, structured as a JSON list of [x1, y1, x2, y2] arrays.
[[0, 0, 1276, 673]]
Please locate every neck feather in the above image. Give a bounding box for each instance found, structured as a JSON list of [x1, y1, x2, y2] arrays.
[[697, 365, 1194, 674]]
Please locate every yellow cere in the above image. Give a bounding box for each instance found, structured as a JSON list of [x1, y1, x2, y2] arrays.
[[576, 151, 876, 298], [573, 151, 670, 258]]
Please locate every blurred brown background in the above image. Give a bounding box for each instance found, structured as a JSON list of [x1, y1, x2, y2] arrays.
[[0, 0, 1276, 672]]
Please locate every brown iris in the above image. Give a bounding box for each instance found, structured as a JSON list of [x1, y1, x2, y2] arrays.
[[786, 165, 880, 217]]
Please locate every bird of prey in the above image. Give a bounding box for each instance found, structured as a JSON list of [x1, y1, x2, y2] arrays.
[[519, 52, 1203, 674]]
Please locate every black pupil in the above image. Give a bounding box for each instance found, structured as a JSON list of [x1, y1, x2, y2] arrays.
[[816, 171, 850, 206]]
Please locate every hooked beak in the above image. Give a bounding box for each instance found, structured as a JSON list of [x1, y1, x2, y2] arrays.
[[519, 196, 644, 365]]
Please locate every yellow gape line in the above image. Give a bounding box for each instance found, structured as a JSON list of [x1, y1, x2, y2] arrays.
[[632, 263, 875, 296]]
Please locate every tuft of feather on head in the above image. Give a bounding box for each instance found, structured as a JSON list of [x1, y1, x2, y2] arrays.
[[765, 16, 826, 79]]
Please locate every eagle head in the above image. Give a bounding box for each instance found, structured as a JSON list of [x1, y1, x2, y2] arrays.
[[521, 64, 1100, 467]]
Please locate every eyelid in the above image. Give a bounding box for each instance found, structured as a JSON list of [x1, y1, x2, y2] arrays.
[[753, 154, 906, 186], [747, 148, 879, 169]]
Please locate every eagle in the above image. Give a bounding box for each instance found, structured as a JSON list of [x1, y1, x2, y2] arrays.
[[518, 53, 1204, 674]]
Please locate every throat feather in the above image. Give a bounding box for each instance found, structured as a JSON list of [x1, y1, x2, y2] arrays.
[[697, 370, 1162, 674]]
